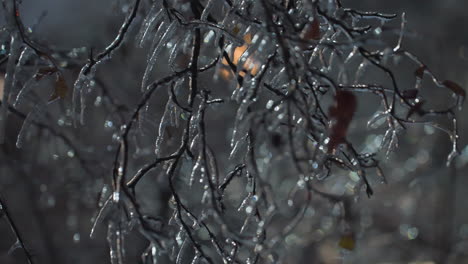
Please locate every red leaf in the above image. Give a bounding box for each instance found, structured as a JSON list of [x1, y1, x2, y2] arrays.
[[327, 90, 357, 153], [442, 80, 465, 98]]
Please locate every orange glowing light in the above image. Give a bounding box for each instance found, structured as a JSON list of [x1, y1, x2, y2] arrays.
[[220, 33, 261, 79]]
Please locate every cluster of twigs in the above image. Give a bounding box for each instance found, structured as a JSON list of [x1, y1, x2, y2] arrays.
[[0, 0, 464, 263]]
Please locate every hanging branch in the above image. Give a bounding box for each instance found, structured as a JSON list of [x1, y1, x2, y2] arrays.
[[0, 195, 34, 264]]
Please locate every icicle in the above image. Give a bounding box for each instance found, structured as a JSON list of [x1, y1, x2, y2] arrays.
[[381, 48, 393, 66], [367, 110, 388, 129], [229, 137, 245, 159], [14, 77, 38, 107], [327, 50, 337, 72], [168, 210, 178, 226], [80, 77, 95, 125], [142, 21, 178, 91], [0, 34, 21, 143], [154, 99, 173, 156], [237, 195, 251, 212], [138, 104, 149, 136], [393, 12, 406, 52], [151, 245, 158, 264], [136, 6, 166, 47], [231, 85, 246, 102], [206, 148, 218, 184], [176, 238, 192, 264], [169, 103, 179, 128], [168, 33, 187, 72], [189, 155, 202, 186], [16, 102, 46, 148], [239, 214, 251, 234], [269, 67, 286, 88], [90, 198, 113, 238], [72, 66, 96, 126], [191, 253, 201, 264], [354, 61, 369, 83], [229, 112, 251, 158], [112, 191, 120, 203], [235, 76, 262, 124], [189, 134, 200, 155], [7, 240, 21, 255], [446, 118, 459, 166], [381, 128, 399, 158], [201, 0, 215, 21], [344, 47, 358, 64], [98, 185, 111, 207], [170, 80, 184, 127], [201, 189, 210, 204], [11, 47, 33, 93], [107, 221, 125, 264]]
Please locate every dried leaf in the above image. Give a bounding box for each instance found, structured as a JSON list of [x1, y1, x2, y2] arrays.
[[232, 25, 241, 35], [302, 19, 321, 40], [34, 66, 57, 81], [327, 90, 357, 153], [338, 233, 355, 250], [406, 100, 424, 119], [414, 66, 425, 79], [442, 80, 465, 99], [402, 89, 418, 99], [49, 74, 68, 102]]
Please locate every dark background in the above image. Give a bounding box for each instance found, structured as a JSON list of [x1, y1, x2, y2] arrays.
[[1, 0, 468, 263]]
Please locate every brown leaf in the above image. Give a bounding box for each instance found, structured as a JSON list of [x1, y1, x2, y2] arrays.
[[414, 66, 426, 79], [232, 25, 241, 35], [49, 74, 68, 102], [442, 80, 466, 99], [34, 67, 57, 81], [327, 90, 357, 153], [301, 19, 321, 41], [406, 100, 424, 119], [402, 89, 418, 99], [338, 233, 356, 250]]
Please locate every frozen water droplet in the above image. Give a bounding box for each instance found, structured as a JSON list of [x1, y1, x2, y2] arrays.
[[67, 150, 75, 158], [374, 27, 382, 35], [176, 231, 184, 246], [94, 96, 102, 106], [297, 179, 306, 189], [112, 192, 120, 203], [57, 118, 66, 126], [73, 233, 80, 243], [266, 100, 274, 109], [251, 195, 258, 202], [312, 162, 319, 169], [104, 120, 114, 129]]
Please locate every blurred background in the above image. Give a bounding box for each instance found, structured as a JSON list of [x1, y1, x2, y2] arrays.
[[0, 0, 467, 263]]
